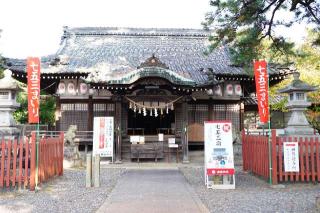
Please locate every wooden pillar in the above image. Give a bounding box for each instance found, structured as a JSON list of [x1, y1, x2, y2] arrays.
[[239, 102, 244, 131], [208, 98, 213, 121], [182, 97, 189, 163], [115, 95, 122, 163], [88, 95, 94, 131]]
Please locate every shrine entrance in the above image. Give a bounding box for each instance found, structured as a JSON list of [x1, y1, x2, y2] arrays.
[[128, 109, 175, 135]]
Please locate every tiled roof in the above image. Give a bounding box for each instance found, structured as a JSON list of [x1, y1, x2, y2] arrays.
[[242, 95, 286, 106], [278, 72, 318, 93], [4, 27, 293, 85]]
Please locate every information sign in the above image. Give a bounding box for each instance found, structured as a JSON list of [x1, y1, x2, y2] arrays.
[[283, 142, 299, 172], [93, 117, 114, 161], [204, 121, 235, 189]]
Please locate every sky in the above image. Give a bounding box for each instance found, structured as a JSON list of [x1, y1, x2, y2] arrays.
[[0, 0, 309, 59]]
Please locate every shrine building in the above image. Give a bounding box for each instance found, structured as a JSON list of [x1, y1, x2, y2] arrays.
[[5, 27, 291, 162]]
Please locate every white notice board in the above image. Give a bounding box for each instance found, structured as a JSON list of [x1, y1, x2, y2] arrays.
[[93, 117, 114, 161], [204, 121, 235, 189], [283, 142, 299, 172]]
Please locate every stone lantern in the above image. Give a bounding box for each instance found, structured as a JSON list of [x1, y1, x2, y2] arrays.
[[278, 72, 318, 135], [0, 69, 21, 136]]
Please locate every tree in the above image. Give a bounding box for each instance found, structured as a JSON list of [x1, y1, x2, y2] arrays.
[[14, 87, 56, 127], [203, 0, 320, 70], [269, 30, 320, 133]]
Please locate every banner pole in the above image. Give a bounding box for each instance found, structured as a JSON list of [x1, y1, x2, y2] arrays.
[[35, 122, 39, 190], [267, 62, 272, 185]]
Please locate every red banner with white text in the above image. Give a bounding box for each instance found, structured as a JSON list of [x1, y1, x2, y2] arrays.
[[254, 60, 269, 123], [27, 57, 41, 123]]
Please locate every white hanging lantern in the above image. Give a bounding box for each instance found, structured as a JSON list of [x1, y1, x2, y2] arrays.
[[226, 84, 233, 96], [133, 105, 137, 112], [58, 82, 66, 94], [214, 85, 222, 96], [138, 108, 141, 114], [129, 102, 132, 109], [160, 108, 163, 115], [171, 103, 174, 111], [150, 109, 153, 116], [67, 82, 76, 95], [235, 84, 242, 96], [79, 83, 88, 95], [154, 108, 158, 117], [206, 89, 213, 95], [166, 106, 169, 114]]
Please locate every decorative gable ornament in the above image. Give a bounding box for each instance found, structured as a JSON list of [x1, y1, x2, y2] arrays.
[[138, 54, 169, 69], [214, 85, 222, 96], [58, 82, 66, 94], [234, 84, 242, 96], [226, 84, 233, 96], [67, 82, 76, 95], [79, 83, 88, 95]]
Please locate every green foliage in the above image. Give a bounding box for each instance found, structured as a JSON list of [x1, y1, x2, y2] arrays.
[[0, 59, 4, 79], [203, 0, 320, 70], [0, 55, 4, 79], [270, 95, 288, 112], [14, 90, 28, 124], [269, 30, 320, 132], [14, 87, 56, 126]]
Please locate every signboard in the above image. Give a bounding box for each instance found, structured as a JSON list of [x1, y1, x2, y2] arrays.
[[93, 117, 114, 160], [204, 121, 235, 189], [168, 138, 175, 144], [283, 142, 299, 172], [254, 60, 269, 123], [158, 134, 164, 142], [27, 57, 41, 123], [130, 136, 140, 143]]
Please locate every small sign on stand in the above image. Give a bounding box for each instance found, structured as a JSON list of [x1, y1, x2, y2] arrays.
[[283, 142, 299, 172], [93, 117, 114, 162], [204, 121, 235, 189]]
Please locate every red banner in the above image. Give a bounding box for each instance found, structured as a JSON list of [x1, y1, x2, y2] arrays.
[[27, 57, 41, 123], [254, 60, 269, 123]]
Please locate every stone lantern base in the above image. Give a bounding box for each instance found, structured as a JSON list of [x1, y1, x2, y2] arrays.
[[285, 126, 314, 136], [0, 127, 21, 139]]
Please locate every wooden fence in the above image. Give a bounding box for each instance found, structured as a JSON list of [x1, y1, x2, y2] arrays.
[[0, 132, 64, 191], [242, 130, 320, 184]]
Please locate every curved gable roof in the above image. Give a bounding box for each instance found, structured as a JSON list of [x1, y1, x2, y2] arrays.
[[50, 27, 245, 84]]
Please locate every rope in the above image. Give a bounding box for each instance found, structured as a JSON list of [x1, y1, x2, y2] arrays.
[[124, 96, 183, 109]]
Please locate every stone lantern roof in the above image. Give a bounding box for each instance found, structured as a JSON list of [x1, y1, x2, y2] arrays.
[[278, 72, 317, 93], [0, 69, 20, 90]]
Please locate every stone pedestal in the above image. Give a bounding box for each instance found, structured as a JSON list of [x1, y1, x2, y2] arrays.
[[285, 109, 314, 135]]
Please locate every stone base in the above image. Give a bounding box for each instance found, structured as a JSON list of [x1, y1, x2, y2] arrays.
[[285, 126, 315, 135], [182, 160, 190, 164], [0, 127, 20, 138], [115, 160, 122, 164], [64, 146, 83, 168], [63, 158, 83, 168]]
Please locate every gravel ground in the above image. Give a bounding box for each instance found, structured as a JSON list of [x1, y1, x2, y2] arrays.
[[179, 166, 320, 213], [0, 168, 125, 213]]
